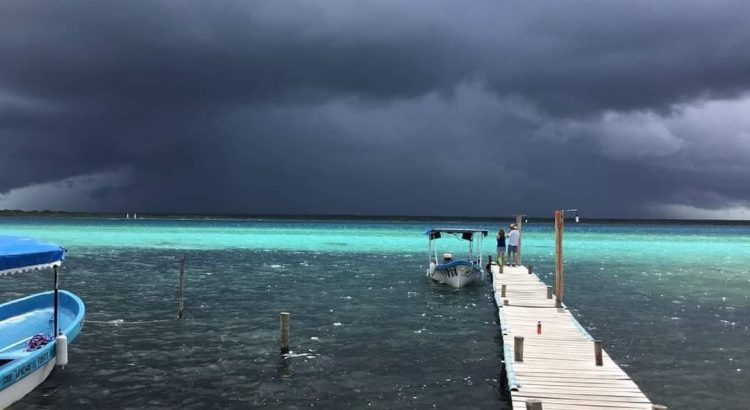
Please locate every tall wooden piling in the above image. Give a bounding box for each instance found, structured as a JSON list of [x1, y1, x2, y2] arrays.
[[280, 312, 290, 354], [515, 214, 523, 265], [594, 340, 603, 366], [554, 210, 564, 308], [178, 257, 186, 319], [501, 284, 507, 297]]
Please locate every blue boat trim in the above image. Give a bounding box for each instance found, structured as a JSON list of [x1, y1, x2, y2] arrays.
[[0, 290, 85, 392], [0, 347, 53, 391], [435, 260, 474, 270]]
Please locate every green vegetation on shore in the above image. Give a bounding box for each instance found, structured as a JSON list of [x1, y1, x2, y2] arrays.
[[1, 209, 748, 225]]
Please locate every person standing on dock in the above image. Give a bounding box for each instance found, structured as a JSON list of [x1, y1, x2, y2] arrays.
[[508, 224, 520, 266], [496, 228, 506, 266]]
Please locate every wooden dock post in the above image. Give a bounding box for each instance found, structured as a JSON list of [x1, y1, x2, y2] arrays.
[[594, 340, 603, 366], [501, 284, 507, 297], [554, 210, 564, 308], [525, 399, 543, 410], [280, 312, 290, 354], [514, 336, 524, 362], [178, 257, 186, 319], [503, 299, 509, 306], [546, 285, 553, 299], [528, 265, 533, 275], [515, 214, 523, 265]]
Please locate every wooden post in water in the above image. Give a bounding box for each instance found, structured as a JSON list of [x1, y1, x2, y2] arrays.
[[528, 265, 533, 275], [515, 214, 523, 265], [280, 312, 290, 354], [501, 284, 507, 297], [178, 257, 186, 319], [514, 336, 524, 362], [525, 399, 543, 410], [594, 340, 603, 366], [546, 285, 553, 299], [554, 210, 564, 308]]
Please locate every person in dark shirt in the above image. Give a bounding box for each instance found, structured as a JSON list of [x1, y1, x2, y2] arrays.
[[496, 229, 506, 266]]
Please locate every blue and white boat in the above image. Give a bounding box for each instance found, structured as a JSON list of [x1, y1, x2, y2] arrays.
[[425, 228, 488, 288], [0, 236, 85, 409]]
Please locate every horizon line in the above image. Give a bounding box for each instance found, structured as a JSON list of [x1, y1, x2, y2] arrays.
[[1, 209, 749, 224]]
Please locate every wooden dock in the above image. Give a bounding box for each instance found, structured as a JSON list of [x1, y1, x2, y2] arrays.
[[492, 265, 660, 410]]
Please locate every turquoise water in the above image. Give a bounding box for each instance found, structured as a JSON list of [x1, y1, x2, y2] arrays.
[[1, 218, 748, 409]]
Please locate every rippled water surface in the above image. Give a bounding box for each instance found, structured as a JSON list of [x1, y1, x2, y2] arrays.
[[1, 218, 748, 409]]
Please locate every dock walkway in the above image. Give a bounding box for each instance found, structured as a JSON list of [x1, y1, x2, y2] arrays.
[[492, 265, 657, 410]]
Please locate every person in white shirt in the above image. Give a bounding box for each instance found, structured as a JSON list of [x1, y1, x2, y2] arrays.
[[507, 224, 520, 266]]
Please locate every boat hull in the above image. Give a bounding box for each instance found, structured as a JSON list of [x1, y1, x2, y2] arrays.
[[0, 358, 55, 410], [428, 261, 483, 288], [0, 290, 85, 409]]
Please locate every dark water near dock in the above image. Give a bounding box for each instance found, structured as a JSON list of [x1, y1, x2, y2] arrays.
[[5, 249, 504, 409], [1, 218, 748, 409]]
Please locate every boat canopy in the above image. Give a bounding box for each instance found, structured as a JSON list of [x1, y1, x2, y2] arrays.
[[0, 236, 65, 276], [425, 228, 489, 240]]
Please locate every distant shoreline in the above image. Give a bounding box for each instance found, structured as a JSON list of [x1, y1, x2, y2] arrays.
[[1, 210, 748, 226]]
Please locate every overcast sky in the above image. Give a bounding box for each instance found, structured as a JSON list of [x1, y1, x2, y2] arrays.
[[1, 0, 749, 219]]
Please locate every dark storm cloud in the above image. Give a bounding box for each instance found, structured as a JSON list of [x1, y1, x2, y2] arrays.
[[1, 0, 749, 218], [480, 2, 750, 114]]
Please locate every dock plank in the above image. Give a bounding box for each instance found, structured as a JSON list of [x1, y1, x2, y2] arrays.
[[493, 265, 656, 409]]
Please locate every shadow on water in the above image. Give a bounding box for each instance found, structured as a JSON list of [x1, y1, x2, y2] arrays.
[[275, 356, 293, 380]]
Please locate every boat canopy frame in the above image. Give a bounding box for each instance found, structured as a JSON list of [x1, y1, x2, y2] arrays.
[[425, 228, 488, 268], [0, 236, 66, 337]]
